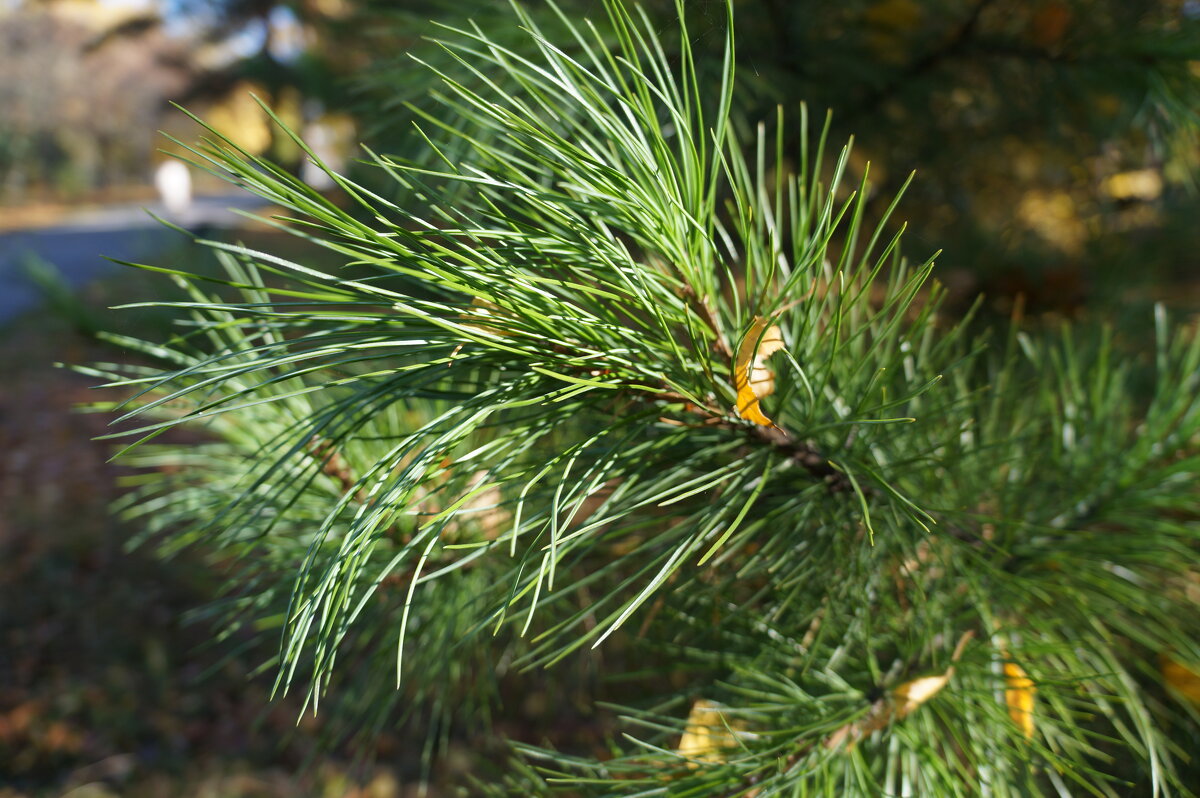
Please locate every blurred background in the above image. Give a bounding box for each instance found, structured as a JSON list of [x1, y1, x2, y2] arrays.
[[1, 0, 1198, 795]]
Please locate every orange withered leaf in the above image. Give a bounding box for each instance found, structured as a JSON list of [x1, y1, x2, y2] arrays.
[[1003, 662, 1036, 739], [733, 316, 784, 426]]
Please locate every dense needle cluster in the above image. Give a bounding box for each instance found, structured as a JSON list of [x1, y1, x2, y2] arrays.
[[84, 1, 1200, 794]]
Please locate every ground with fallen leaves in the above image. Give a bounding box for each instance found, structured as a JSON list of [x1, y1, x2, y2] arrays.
[[0, 238, 441, 798]]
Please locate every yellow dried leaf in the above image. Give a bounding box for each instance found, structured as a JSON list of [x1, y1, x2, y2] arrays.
[[892, 633, 972, 718], [733, 317, 784, 427], [463, 297, 516, 337], [828, 632, 972, 751], [893, 673, 951, 718], [1003, 662, 1036, 739], [1161, 653, 1200, 706], [677, 699, 745, 767]]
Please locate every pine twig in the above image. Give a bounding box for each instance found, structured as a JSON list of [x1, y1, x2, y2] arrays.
[[644, 388, 855, 492], [736, 631, 975, 795]]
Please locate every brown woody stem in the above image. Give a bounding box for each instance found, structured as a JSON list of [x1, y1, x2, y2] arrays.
[[643, 391, 853, 492]]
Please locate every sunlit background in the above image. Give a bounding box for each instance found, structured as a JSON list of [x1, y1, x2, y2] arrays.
[[1, 0, 1198, 795]]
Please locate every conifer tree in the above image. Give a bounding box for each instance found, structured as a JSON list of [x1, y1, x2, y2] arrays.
[[87, 0, 1200, 794]]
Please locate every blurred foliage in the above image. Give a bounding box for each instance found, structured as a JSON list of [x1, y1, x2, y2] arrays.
[[0, 0, 366, 203], [0, 231, 471, 796], [3, 0, 1197, 314], [0, 1, 189, 201], [347, 0, 1200, 314]]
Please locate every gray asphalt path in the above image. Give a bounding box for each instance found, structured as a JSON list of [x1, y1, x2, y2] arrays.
[[0, 194, 270, 324]]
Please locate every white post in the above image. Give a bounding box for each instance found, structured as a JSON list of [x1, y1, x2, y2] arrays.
[[154, 160, 193, 217]]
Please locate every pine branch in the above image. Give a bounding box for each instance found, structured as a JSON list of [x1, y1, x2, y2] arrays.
[[87, 1, 1200, 794]]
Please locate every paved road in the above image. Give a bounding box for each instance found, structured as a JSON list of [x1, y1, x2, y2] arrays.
[[0, 194, 270, 324]]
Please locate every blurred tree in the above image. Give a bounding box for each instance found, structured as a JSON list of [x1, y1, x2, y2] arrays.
[[0, 1, 189, 201], [0, 0, 366, 202], [167, 0, 370, 170]]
